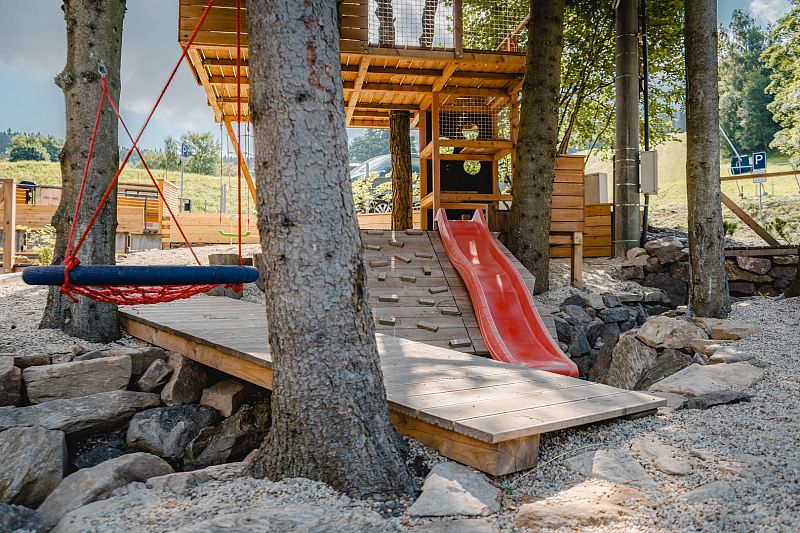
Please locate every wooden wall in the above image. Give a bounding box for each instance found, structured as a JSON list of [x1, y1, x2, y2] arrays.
[[551, 203, 612, 258], [1, 204, 148, 235]]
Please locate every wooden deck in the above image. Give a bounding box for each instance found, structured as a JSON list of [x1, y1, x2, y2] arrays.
[[121, 296, 665, 476]]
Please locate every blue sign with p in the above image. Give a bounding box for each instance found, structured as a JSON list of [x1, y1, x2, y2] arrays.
[[753, 151, 767, 171]]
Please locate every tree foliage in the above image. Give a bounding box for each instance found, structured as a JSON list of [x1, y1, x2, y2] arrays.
[[7, 134, 50, 162], [348, 128, 390, 163], [180, 131, 220, 175], [763, 1, 800, 166], [719, 9, 779, 156]]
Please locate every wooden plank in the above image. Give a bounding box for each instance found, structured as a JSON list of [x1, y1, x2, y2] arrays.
[[720, 192, 780, 246], [2, 179, 16, 273], [724, 246, 799, 257]]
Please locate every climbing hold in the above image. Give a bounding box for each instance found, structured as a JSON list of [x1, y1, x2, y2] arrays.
[[415, 252, 433, 259], [417, 321, 439, 332], [388, 239, 405, 248], [418, 298, 436, 306], [429, 286, 449, 294], [369, 259, 390, 268], [394, 255, 412, 264], [379, 294, 399, 303], [400, 274, 417, 283], [377, 272, 387, 282], [422, 266, 432, 276], [449, 338, 472, 348], [365, 244, 382, 251], [441, 307, 461, 316], [378, 316, 397, 326]]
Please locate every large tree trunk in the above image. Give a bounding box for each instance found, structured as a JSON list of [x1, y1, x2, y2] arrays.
[[246, 0, 414, 499], [505, 0, 565, 294], [40, 0, 124, 341], [390, 111, 413, 230], [685, 0, 731, 318]]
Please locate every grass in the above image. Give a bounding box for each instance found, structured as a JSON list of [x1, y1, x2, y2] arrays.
[[583, 133, 800, 244]]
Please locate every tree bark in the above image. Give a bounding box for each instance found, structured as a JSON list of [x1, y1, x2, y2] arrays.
[[505, 0, 565, 294], [390, 111, 413, 230], [420, 0, 439, 47], [40, 0, 124, 341], [246, 0, 414, 499], [685, 0, 731, 318]]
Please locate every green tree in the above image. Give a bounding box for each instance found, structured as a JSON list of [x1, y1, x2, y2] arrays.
[[719, 10, 779, 156], [7, 134, 49, 162], [163, 135, 180, 172], [763, 1, 800, 166], [348, 129, 389, 163], [180, 131, 220, 175], [41, 136, 65, 162]]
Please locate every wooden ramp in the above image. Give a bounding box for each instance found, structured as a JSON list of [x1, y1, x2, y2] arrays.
[[121, 296, 665, 476]]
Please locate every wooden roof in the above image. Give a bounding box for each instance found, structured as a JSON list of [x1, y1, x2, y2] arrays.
[[179, 0, 526, 128]]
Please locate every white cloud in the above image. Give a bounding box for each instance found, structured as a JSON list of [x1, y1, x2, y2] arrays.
[[750, 0, 792, 23]]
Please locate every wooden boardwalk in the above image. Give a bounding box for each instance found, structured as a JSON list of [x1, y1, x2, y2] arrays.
[[121, 296, 665, 476]]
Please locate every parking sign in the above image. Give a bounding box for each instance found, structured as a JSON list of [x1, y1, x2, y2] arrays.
[[752, 151, 767, 171]]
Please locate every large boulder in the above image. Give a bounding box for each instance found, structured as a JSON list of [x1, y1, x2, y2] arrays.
[[736, 256, 771, 275], [200, 380, 248, 417], [0, 426, 67, 507], [635, 316, 707, 350], [0, 390, 161, 435], [0, 356, 21, 406], [11, 354, 51, 369], [603, 336, 657, 390], [708, 345, 754, 364], [408, 462, 500, 517], [649, 362, 764, 397], [23, 356, 131, 404], [708, 320, 762, 341], [146, 462, 244, 493], [0, 503, 45, 533], [642, 273, 688, 306], [126, 405, 219, 460], [104, 347, 167, 376], [644, 237, 684, 260], [37, 452, 173, 529], [725, 261, 773, 282], [637, 349, 692, 389], [51, 488, 159, 533], [160, 353, 207, 406], [134, 359, 173, 392], [185, 399, 270, 469]]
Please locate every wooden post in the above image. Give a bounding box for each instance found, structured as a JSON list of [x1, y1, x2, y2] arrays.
[[419, 111, 429, 230], [2, 179, 15, 274], [453, 0, 463, 59], [224, 120, 258, 206], [720, 192, 780, 246], [571, 231, 584, 288], [431, 92, 441, 226]]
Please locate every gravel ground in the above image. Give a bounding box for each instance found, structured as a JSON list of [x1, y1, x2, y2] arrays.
[[1, 245, 797, 532]]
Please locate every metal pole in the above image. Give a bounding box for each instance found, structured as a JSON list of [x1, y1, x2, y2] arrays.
[[614, 0, 640, 257], [179, 146, 185, 212], [639, 0, 651, 247]]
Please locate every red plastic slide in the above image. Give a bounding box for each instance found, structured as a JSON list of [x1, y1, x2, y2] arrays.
[[436, 209, 579, 377]]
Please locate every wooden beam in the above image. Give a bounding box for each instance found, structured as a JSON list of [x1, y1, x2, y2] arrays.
[[720, 169, 800, 181], [2, 179, 15, 273], [432, 92, 441, 224], [720, 192, 781, 246], [209, 75, 248, 85], [341, 64, 523, 82], [345, 58, 371, 126], [188, 49, 223, 122], [343, 81, 433, 94], [223, 121, 258, 206]]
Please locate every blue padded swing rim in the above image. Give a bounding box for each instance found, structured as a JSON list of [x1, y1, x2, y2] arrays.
[[22, 265, 259, 287]]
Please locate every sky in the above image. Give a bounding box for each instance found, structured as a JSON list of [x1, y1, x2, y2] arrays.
[[0, 0, 793, 151]]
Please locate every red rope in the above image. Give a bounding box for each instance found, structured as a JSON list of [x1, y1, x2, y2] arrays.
[[61, 283, 243, 306], [236, 0, 243, 266]]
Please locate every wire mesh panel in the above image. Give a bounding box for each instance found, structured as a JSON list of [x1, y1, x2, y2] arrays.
[[368, 0, 454, 49], [438, 95, 510, 141], [462, 0, 528, 52]]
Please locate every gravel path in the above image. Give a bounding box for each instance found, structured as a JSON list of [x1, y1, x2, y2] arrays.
[[1, 245, 797, 531]]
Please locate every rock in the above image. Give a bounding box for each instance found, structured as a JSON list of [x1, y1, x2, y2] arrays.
[[708, 345, 754, 364], [0, 426, 66, 506], [669, 261, 691, 282], [603, 336, 657, 390], [709, 320, 762, 340], [174, 504, 394, 533], [185, 399, 270, 469], [736, 256, 772, 275], [683, 480, 735, 503], [725, 261, 773, 282], [616, 292, 642, 303], [562, 294, 588, 307], [0, 356, 21, 406], [582, 294, 603, 310], [568, 330, 591, 357], [622, 265, 644, 280], [12, 354, 51, 369], [70, 344, 88, 357], [642, 290, 665, 303], [623, 255, 650, 268], [691, 353, 709, 365], [626, 247, 648, 260], [407, 518, 498, 533], [635, 316, 707, 350], [644, 237, 684, 259], [584, 318, 605, 346], [134, 359, 173, 392], [72, 447, 127, 470], [631, 438, 691, 475], [408, 462, 500, 517], [599, 307, 629, 323], [685, 391, 751, 410], [649, 362, 764, 397], [23, 356, 131, 404], [71, 350, 106, 362], [553, 316, 573, 344], [104, 347, 167, 375], [773, 255, 798, 265], [642, 272, 688, 306], [589, 331, 619, 382], [658, 249, 689, 263], [146, 462, 244, 493], [200, 380, 248, 417], [637, 348, 692, 389], [51, 488, 159, 533], [770, 265, 797, 280], [49, 354, 73, 365], [161, 353, 207, 406], [650, 391, 687, 409], [0, 390, 162, 435], [561, 304, 592, 324], [689, 339, 723, 356], [38, 452, 173, 529], [514, 480, 648, 529], [565, 449, 654, 489], [126, 405, 219, 460], [0, 503, 45, 532]]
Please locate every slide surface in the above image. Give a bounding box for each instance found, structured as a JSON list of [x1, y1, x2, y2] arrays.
[[436, 209, 579, 377]]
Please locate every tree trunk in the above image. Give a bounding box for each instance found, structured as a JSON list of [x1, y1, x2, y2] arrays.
[[376, 0, 395, 46], [40, 0, 124, 341], [420, 0, 439, 47], [390, 111, 413, 230], [685, 0, 731, 318], [505, 0, 565, 294], [246, 0, 414, 499]]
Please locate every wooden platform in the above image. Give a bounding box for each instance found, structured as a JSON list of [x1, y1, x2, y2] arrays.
[[121, 296, 665, 476]]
